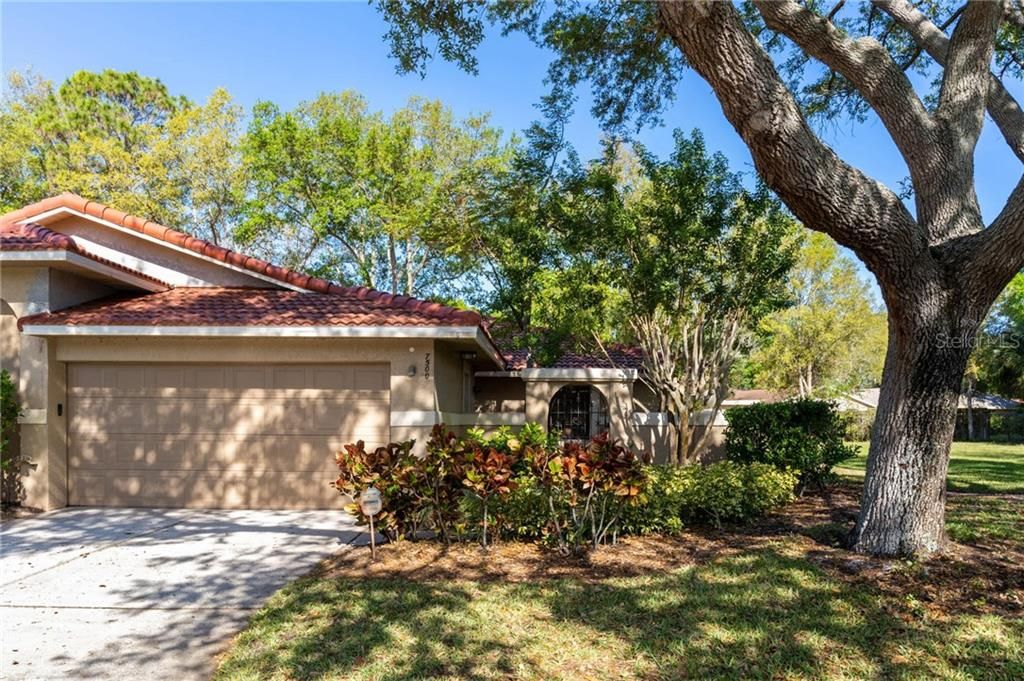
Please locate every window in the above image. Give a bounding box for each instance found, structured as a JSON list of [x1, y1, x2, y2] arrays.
[[548, 385, 609, 441]]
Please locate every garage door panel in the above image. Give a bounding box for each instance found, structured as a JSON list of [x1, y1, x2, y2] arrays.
[[74, 471, 342, 509], [69, 396, 387, 436], [74, 433, 376, 472], [69, 362, 389, 508]]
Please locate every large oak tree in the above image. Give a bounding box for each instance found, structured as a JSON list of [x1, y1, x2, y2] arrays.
[[377, 0, 1024, 555]]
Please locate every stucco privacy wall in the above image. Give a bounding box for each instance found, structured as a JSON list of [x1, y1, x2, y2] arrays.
[[524, 379, 639, 449], [44, 214, 274, 287], [474, 376, 526, 414]]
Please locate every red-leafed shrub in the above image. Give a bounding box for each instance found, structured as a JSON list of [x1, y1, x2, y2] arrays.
[[332, 440, 421, 541], [460, 444, 519, 548]]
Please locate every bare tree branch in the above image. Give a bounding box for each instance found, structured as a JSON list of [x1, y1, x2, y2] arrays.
[[937, 0, 1004, 155], [754, 0, 938, 171], [656, 0, 926, 281], [874, 0, 1024, 164]]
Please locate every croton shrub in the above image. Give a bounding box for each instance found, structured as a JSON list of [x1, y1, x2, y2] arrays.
[[334, 424, 797, 553], [335, 425, 648, 553]]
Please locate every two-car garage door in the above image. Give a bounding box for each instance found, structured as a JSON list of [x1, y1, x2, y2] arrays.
[[68, 363, 390, 509]]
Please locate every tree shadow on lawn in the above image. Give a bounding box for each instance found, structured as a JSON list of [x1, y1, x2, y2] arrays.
[[218, 578, 531, 681], [217, 546, 1024, 680], [945, 458, 1024, 493], [538, 549, 1021, 680]]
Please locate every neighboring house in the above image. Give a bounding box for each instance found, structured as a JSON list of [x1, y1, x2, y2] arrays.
[[837, 388, 1022, 441], [1, 194, 693, 511]]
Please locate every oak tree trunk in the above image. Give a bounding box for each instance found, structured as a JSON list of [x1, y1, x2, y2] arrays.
[[851, 299, 978, 556]]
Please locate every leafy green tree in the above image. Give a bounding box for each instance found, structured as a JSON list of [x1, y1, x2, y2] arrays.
[[0, 69, 186, 224], [0, 69, 245, 241], [975, 272, 1024, 397], [155, 88, 246, 245], [751, 233, 888, 397], [240, 93, 509, 295], [565, 132, 800, 463], [376, 0, 1024, 556]]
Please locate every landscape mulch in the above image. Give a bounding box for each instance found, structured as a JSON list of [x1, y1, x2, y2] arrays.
[[317, 485, 1023, 619]]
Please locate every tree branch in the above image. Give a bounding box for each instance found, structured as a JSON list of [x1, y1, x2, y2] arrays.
[[874, 0, 1024, 164], [753, 0, 938, 176], [656, 0, 925, 280], [960, 174, 1024, 304], [937, 0, 1004, 155]]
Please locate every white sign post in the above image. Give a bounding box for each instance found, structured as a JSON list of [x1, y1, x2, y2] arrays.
[[359, 486, 383, 560]]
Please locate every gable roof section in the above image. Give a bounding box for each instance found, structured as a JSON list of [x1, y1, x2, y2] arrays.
[[1, 193, 483, 327], [0, 222, 170, 289]]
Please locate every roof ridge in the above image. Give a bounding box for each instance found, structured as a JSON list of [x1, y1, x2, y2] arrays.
[[1, 193, 482, 326]]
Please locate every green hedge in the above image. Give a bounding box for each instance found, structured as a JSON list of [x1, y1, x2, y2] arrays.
[[725, 399, 855, 491], [620, 462, 797, 533]]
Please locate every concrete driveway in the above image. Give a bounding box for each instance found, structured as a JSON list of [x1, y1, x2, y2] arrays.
[[0, 507, 362, 680]]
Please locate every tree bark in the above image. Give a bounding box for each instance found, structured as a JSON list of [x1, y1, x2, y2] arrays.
[[655, 0, 1024, 555], [850, 298, 977, 556]]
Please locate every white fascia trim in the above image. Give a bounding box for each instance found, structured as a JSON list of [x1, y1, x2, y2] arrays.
[[520, 367, 638, 382], [22, 324, 485, 339], [632, 411, 671, 426], [474, 371, 522, 378], [474, 328, 506, 369], [67, 235, 213, 287], [28, 206, 306, 292], [0, 250, 165, 292]]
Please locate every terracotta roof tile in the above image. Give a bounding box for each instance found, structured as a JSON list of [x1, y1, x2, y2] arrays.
[[502, 345, 645, 370], [18, 287, 484, 329], [1, 222, 169, 288], [1, 193, 485, 329], [0, 222, 74, 251]]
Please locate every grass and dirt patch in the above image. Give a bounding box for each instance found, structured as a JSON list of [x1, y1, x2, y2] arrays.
[[215, 487, 1023, 680]]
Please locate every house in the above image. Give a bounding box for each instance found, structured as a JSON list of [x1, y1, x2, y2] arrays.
[[1, 194, 697, 511], [837, 388, 1022, 441]]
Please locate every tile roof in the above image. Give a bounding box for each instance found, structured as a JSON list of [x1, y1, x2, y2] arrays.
[[0, 222, 73, 251], [1, 193, 483, 328], [502, 345, 645, 371], [18, 287, 486, 329], [0, 222, 170, 288]]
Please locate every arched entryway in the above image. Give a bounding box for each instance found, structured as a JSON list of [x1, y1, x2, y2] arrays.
[[548, 384, 609, 441]]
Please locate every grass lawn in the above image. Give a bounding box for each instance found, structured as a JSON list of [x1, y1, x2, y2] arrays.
[[216, 493, 1024, 681], [836, 441, 1024, 494]]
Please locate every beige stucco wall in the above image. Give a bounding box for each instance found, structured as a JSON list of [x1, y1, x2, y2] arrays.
[[432, 341, 467, 414], [51, 215, 273, 287], [473, 376, 526, 413], [1, 264, 116, 509], [8, 328, 484, 508], [524, 378, 639, 448]]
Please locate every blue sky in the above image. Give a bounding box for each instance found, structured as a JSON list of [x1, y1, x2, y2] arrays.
[[2, 2, 1020, 246]]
